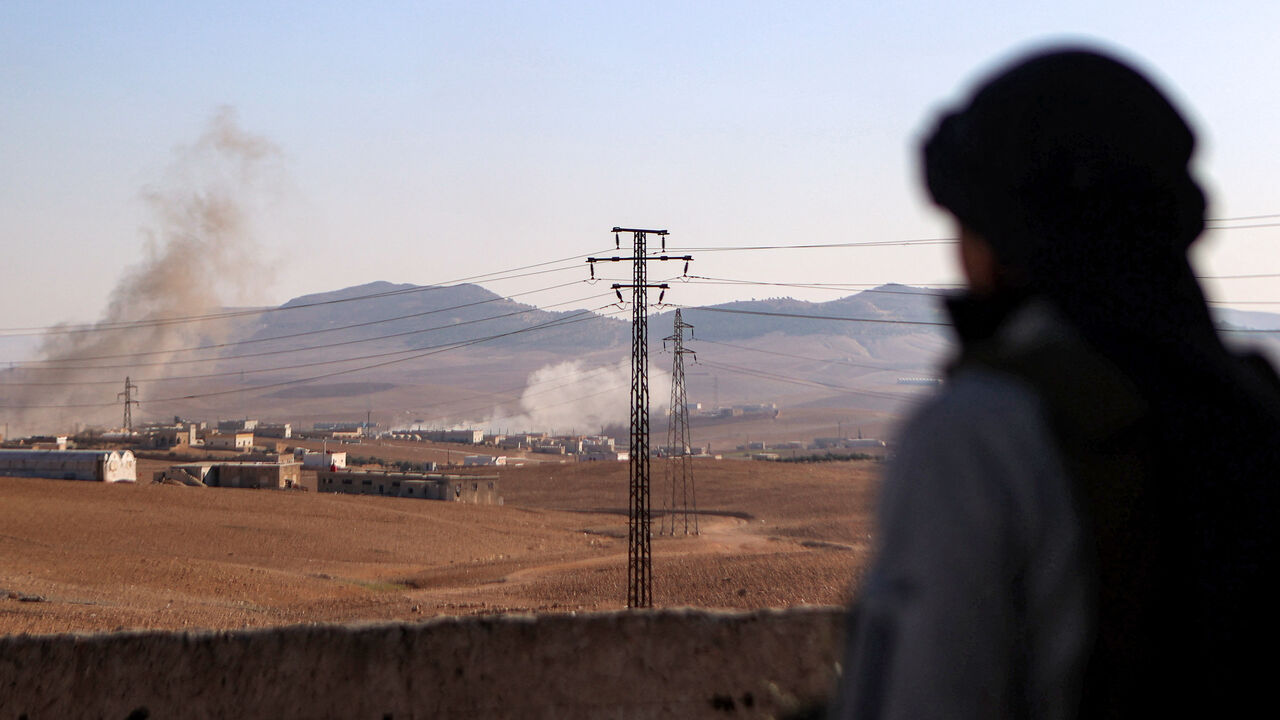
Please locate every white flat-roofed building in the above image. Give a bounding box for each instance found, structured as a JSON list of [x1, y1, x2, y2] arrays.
[[295, 449, 347, 469], [0, 449, 137, 483], [463, 455, 507, 466], [206, 432, 254, 450]]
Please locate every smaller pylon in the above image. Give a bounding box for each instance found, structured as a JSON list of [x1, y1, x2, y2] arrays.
[[662, 310, 698, 535], [118, 376, 139, 432]]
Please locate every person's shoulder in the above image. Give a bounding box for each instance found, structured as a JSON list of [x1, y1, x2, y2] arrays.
[[887, 365, 1072, 541], [901, 365, 1047, 447]]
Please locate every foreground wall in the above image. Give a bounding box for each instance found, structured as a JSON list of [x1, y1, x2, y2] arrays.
[[0, 607, 845, 720]]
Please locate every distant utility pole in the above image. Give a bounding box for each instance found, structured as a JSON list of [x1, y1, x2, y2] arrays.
[[118, 376, 139, 432], [663, 309, 698, 536], [588, 227, 692, 609]]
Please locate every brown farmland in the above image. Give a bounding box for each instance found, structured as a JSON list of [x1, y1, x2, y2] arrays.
[[0, 457, 878, 635]]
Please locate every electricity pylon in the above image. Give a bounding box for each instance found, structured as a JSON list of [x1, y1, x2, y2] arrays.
[[663, 310, 698, 535], [588, 228, 692, 608], [118, 376, 139, 432]]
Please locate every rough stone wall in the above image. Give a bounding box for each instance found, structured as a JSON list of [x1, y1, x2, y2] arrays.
[[0, 607, 846, 720]]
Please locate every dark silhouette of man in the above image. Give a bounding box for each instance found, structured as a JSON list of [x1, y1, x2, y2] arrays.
[[833, 47, 1280, 719]]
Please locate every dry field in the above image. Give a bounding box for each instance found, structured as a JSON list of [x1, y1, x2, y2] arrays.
[[0, 457, 879, 636]]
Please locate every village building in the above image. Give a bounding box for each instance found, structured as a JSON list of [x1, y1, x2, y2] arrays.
[[0, 449, 137, 483], [144, 423, 200, 450], [463, 455, 506, 467], [255, 423, 292, 439], [153, 461, 301, 489], [294, 449, 347, 469], [317, 469, 501, 504], [421, 429, 484, 444], [205, 432, 254, 451]]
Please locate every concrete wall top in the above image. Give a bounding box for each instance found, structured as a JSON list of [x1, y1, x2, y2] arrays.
[[0, 607, 846, 720]]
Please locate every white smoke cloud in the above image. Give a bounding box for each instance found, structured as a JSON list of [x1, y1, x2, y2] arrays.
[[470, 358, 671, 435]]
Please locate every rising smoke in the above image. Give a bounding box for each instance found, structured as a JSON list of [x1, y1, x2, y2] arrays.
[[3, 108, 282, 435], [470, 359, 671, 435]]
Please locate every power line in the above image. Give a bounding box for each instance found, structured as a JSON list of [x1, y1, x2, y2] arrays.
[[0, 306, 615, 409], [1206, 222, 1280, 230], [8, 279, 590, 366], [668, 237, 956, 252], [684, 273, 1280, 306], [674, 304, 951, 327], [4, 290, 610, 377], [0, 250, 611, 337], [1198, 272, 1280, 280], [1207, 213, 1280, 222], [684, 275, 957, 296], [696, 359, 922, 403], [149, 307, 616, 402], [694, 338, 923, 373]]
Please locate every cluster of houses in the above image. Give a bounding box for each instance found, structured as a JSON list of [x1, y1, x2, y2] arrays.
[[1, 417, 501, 504], [388, 429, 632, 462], [316, 469, 501, 504], [140, 418, 383, 452], [738, 436, 888, 461], [691, 402, 779, 419]]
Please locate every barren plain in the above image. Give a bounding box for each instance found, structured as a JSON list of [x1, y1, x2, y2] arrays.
[[0, 457, 878, 635]]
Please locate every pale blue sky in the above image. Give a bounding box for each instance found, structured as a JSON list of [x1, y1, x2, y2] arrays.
[[3, 1, 1279, 329]]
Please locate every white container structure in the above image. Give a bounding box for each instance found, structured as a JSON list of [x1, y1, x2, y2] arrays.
[[0, 449, 137, 483], [295, 449, 347, 469]]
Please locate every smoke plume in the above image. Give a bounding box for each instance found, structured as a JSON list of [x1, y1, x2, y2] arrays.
[[3, 108, 282, 436], [469, 359, 671, 435]]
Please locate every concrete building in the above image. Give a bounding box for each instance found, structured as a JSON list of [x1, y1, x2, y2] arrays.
[[154, 461, 301, 489], [255, 423, 292, 439], [422, 429, 484, 444], [317, 469, 501, 504], [295, 449, 347, 470], [206, 432, 254, 451], [144, 424, 199, 450], [311, 422, 371, 439], [217, 419, 259, 433], [463, 455, 506, 467], [0, 449, 137, 483]]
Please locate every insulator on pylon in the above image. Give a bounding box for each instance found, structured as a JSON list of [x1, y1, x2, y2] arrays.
[[615, 233, 620, 248], [615, 288, 624, 303], [658, 289, 665, 304], [590, 264, 595, 280], [682, 260, 689, 276]]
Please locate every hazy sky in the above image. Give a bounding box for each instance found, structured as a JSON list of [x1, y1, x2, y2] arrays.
[[3, 1, 1279, 331]]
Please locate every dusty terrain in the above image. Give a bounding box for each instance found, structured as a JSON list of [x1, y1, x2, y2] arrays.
[[0, 457, 879, 635]]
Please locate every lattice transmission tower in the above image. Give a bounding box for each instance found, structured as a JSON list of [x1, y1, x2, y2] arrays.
[[588, 227, 692, 608], [662, 310, 698, 535], [118, 376, 139, 432]]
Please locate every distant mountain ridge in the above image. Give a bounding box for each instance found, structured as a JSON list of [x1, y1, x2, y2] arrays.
[[234, 280, 1280, 358], [657, 284, 950, 343], [4, 282, 1275, 367], [234, 281, 629, 355]]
